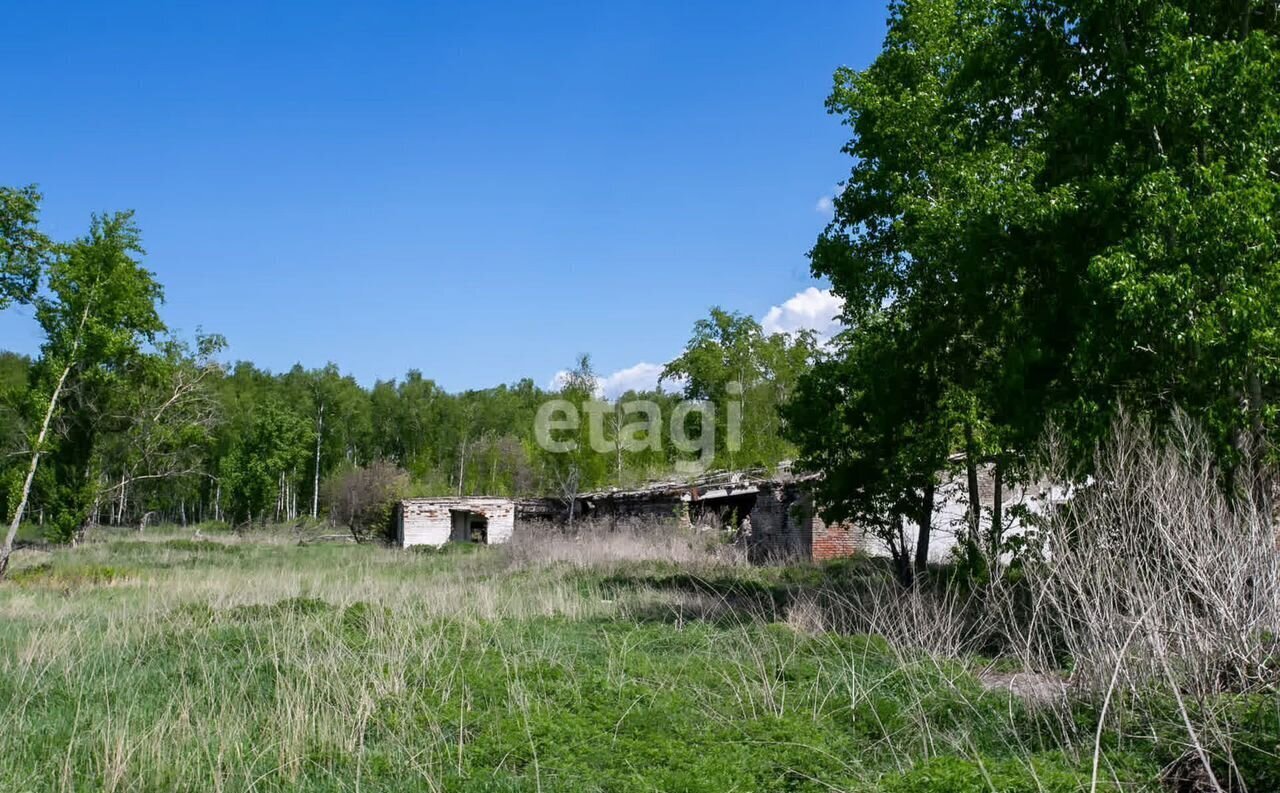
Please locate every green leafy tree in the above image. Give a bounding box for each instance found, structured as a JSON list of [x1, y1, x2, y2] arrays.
[[786, 314, 952, 585], [94, 333, 226, 529], [1, 212, 164, 575], [0, 352, 32, 521], [536, 354, 610, 521], [662, 308, 818, 471], [220, 401, 313, 525], [796, 0, 1280, 561]]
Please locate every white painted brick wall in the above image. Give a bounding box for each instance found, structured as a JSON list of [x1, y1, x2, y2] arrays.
[[397, 498, 516, 548]]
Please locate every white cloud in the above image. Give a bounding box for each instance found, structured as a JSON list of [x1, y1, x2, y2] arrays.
[[761, 287, 845, 341], [816, 182, 850, 214], [599, 362, 667, 399]]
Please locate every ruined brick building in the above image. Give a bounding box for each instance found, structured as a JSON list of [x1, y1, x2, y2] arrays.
[[572, 467, 829, 562], [395, 497, 517, 547], [392, 471, 825, 559], [396, 464, 1058, 563]]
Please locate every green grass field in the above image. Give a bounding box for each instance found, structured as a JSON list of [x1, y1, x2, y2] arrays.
[[0, 528, 1166, 792]]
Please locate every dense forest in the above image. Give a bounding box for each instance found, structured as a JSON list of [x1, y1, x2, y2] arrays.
[[0, 201, 816, 544]]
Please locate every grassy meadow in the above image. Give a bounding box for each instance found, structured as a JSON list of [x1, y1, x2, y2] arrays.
[[0, 525, 1186, 792]]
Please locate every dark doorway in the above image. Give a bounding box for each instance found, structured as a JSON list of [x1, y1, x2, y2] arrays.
[[450, 509, 489, 544], [468, 514, 488, 544], [692, 493, 758, 532]]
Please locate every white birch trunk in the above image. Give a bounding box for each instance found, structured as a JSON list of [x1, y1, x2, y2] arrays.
[[0, 358, 77, 579], [457, 435, 468, 497], [312, 403, 323, 519]]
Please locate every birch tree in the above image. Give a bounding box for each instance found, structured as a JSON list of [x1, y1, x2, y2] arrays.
[[94, 332, 226, 529], [0, 212, 163, 578]]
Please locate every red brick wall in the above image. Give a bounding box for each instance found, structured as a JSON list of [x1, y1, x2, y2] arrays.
[[811, 515, 860, 561]]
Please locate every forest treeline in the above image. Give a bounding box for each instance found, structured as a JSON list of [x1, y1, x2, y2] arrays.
[[0, 195, 815, 551]]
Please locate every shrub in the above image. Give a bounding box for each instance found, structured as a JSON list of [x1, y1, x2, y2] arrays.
[[1011, 412, 1280, 695], [322, 460, 408, 543]]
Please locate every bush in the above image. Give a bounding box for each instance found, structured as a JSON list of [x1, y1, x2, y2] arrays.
[[322, 460, 408, 543], [1012, 413, 1280, 695]]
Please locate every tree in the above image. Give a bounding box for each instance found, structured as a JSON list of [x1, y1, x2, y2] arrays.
[[662, 308, 818, 471], [220, 400, 312, 525], [540, 354, 608, 522], [94, 333, 226, 529], [786, 314, 951, 586], [0, 184, 48, 528], [324, 460, 409, 543], [0, 353, 32, 521], [795, 0, 1280, 563], [280, 363, 352, 519], [1, 212, 164, 577]]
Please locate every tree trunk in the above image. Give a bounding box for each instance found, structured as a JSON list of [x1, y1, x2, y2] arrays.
[[1248, 371, 1273, 524], [457, 435, 468, 497], [892, 512, 913, 588], [989, 460, 1004, 562], [614, 406, 624, 486], [964, 422, 982, 549], [914, 479, 935, 575], [117, 475, 128, 527], [312, 402, 324, 519], [1, 359, 76, 580]]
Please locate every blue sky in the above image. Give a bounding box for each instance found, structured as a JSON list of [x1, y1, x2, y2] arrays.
[[1, 1, 888, 394]]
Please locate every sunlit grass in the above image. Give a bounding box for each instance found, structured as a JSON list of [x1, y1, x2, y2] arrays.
[[0, 527, 1153, 792]]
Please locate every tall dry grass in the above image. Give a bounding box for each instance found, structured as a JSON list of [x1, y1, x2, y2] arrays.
[[1009, 413, 1280, 698], [503, 516, 746, 569], [980, 412, 1280, 791]]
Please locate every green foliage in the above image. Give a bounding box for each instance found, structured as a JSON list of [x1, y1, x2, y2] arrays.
[[7, 560, 139, 588], [33, 211, 165, 376], [537, 354, 611, 501], [1216, 693, 1280, 791], [881, 754, 1138, 793], [159, 538, 243, 554], [8, 211, 167, 542], [0, 184, 50, 310], [790, 0, 1280, 561], [1, 189, 820, 534], [220, 400, 313, 524], [663, 308, 817, 471], [786, 313, 954, 579], [0, 352, 31, 520]]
